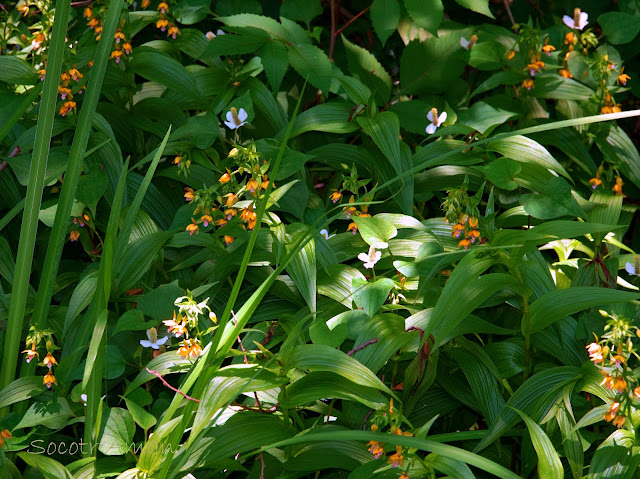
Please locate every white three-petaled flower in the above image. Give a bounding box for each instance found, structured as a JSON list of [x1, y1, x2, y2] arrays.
[[205, 29, 225, 40], [224, 107, 248, 130], [320, 229, 335, 240], [140, 327, 169, 350], [358, 246, 382, 269], [626, 261, 639, 276], [426, 108, 447, 135], [460, 34, 478, 50], [563, 10, 588, 30]]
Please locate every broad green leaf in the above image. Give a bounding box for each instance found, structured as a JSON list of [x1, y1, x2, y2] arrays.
[[124, 352, 193, 394], [481, 157, 521, 190], [286, 344, 393, 394], [521, 177, 585, 219], [342, 35, 392, 104], [318, 264, 366, 308], [259, 39, 288, 92], [137, 416, 182, 474], [123, 398, 157, 431], [288, 102, 360, 138], [309, 319, 348, 348], [513, 409, 564, 478], [487, 135, 570, 180], [204, 26, 269, 56], [15, 397, 74, 430], [404, 0, 443, 35], [475, 367, 583, 451], [63, 269, 99, 336], [455, 0, 494, 17], [280, 0, 322, 24], [17, 453, 73, 479], [588, 192, 623, 245], [457, 100, 519, 134], [98, 407, 135, 456], [0, 377, 46, 410], [531, 75, 594, 101], [352, 277, 395, 318], [353, 216, 397, 247], [286, 227, 316, 312], [174, 0, 210, 24], [587, 444, 640, 478], [287, 43, 332, 93], [136, 281, 183, 322], [218, 13, 289, 40], [371, 0, 401, 45], [597, 125, 640, 190], [281, 371, 387, 409], [0, 57, 38, 85], [129, 49, 200, 102], [598, 12, 640, 44], [526, 287, 640, 334], [492, 221, 623, 247], [357, 112, 413, 214]]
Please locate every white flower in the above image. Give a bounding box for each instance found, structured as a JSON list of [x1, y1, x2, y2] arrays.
[[460, 34, 478, 50], [426, 108, 447, 135], [563, 10, 588, 30], [358, 246, 382, 269], [626, 261, 638, 276], [205, 29, 225, 40], [224, 107, 248, 130], [320, 229, 335, 240], [140, 328, 169, 350]]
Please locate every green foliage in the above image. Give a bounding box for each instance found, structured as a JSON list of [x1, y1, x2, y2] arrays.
[[2, 0, 640, 478]]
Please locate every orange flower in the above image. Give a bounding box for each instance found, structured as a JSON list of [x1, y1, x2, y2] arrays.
[[177, 338, 202, 359], [618, 72, 631, 86], [58, 86, 72, 100], [142, 0, 150, 7], [526, 60, 545, 76], [451, 223, 464, 238], [186, 219, 199, 235], [38, 68, 46, 81], [156, 18, 169, 31], [261, 175, 271, 190], [586, 342, 603, 362], [467, 229, 481, 243], [87, 17, 99, 29], [43, 352, 58, 368], [1, 430, 12, 440], [613, 177, 624, 196], [114, 31, 126, 44], [22, 346, 38, 363], [224, 235, 235, 245], [158, 1, 169, 13], [69, 67, 82, 81], [224, 193, 238, 207], [184, 187, 195, 202], [388, 446, 404, 468], [219, 170, 231, 183], [60, 71, 71, 84], [200, 215, 213, 227], [163, 312, 188, 338], [507, 49, 516, 60], [110, 50, 123, 63], [167, 25, 180, 39], [216, 218, 228, 227], [240, 205, 257, 222], [84, 7, 92, 18], [564, 32, 575, 45], [330, 190, 342, 203], [43, 371, 57, 389], [347, 222, 358, 234], [367, 440, 385, 459], [522, 79, 534, 90], [468, 216, 478, 228], [224, 208, 237, 220], [173, 155, 182, 165], [95, 26, 103, 41], [123, 42, 133, 54], [246, 178, 259, 194], [459, 238, 471, 250], [559, 68, 573, 78], [542, 44, 556, 56], [634, 387, 640, 399]]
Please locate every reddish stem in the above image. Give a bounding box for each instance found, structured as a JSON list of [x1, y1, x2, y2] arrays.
[[146, 368, 201, 403], [347, 338, 378, 356]]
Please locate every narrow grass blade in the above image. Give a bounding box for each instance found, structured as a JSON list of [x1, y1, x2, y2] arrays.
[[30, 0, 125, 331], [0, 0, 71, 413]]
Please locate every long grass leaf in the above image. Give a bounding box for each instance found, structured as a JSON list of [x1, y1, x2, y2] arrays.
[[30, 0, 125, 332], [0, 0, 71, 413]]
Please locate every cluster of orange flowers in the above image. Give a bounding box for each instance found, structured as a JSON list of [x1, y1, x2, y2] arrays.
[[586, 311, 640, 429], [181, 146, 273, 245], [22, 330, 59, 389], [366, 401, 412, 478], [150, 1, 180, 39], [84, 4, 132, 63], [69, 213, 91, 242], [37, 66, 86, 116], [448, 214, 480, 250], [329, 191, 372, 235], [588, 165, 624, 196]]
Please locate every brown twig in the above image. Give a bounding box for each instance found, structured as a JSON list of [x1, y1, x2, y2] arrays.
[[259, 452, 266, 479], [146, 368, 201, 403], [232, 402, 278, 414], [347, 338, 378, 356], [334, 5, 371, 38], [503, 0, 516, 28], [329, 0, 337, 60]]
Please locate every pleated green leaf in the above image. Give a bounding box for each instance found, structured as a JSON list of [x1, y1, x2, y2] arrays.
[[17, 453, 73, 479], [513, 408, 564, 479]]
